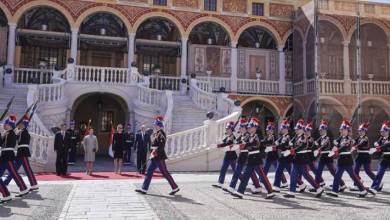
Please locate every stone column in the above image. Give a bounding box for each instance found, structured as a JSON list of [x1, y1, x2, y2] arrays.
[[278, 47, 286, 95], [343, 41, 351, 94], [70, 28, 78, 64], [128, 33, 136, 67], [6, 23, 16, 66], [180, 37, 188, 94], [302, 40, 307, 94], [388, 44, 390, 77], [231, 42, 238, 92]]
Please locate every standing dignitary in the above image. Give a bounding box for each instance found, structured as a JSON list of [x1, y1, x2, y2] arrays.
[[0, 115, 29, 197], [134, 125, 151, 174], [67, 120, 80, 165], [135, 116, 179, 195], [54, 123, 71, 176], [124, 124, 135, 165], [113, 124, 125, 174], [82, 128, 98, 175]]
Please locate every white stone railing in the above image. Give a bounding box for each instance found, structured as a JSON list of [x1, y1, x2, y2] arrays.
[[293, 81, 304, 95], [163, 90, 174, 134], [307, 79, 316, 93], [198, 76, 231, 92], [320, 79, 345, 95], [149, 75, 181, 91], [166, 111, 241, 159], [237, 78, 280, 95], [14, 67, 53, 84], [352, 80, 390, 96], [286, 82, 293, 95], [137, 84, 165, 106], [32, 78, 66, 103], [73, 65, 130, 84], [189, 79, 217, 111]]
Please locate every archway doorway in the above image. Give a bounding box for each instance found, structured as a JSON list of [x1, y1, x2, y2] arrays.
[[71, 93, 128, 156], [0, 8, 7, 65], [242, 100, 278, 137]]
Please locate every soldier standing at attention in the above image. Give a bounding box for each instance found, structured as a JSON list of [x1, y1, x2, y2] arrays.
[[212, 121, 237, 190], [3, 115, 38, 190], [67, 120, 80, 165], [314, 119, 347, 191], [326, 120, 374, 197], [123, 124, 135, 165], [135, 116, 179, 195], [351, 123, 376, 191]]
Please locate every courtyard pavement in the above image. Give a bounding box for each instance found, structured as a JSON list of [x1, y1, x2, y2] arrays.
[[1, 171, 390, 220]]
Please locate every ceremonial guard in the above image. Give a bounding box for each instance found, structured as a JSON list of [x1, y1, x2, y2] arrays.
[[262, 121, 288, 188], [212, 121, 237, 189], [67, 120, 80, 165], [232, 117, 275, 199], [123, 124, 135, 165], [304, 123, 323, 184], [3, 116, 38, 190], [370, 121, 390, 194], [314, 120, 346, 191], [284, 120, 323, 198], [0, 115, 29, 197], [273, 119, 304, 192], [326, 120, 373, 197], [135, 116, 179, 195], [351, 123, 376, 191], [228, 118, 262, 194]]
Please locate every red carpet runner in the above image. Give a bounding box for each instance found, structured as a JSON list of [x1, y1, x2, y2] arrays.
[[35, 172, 163, 181]]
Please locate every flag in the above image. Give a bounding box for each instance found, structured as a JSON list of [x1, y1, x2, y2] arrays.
[[108, 122, 115, 158]]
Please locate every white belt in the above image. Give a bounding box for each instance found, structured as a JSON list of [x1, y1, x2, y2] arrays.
[[281, 150, 289, 155], [339, 152, 351, 155], [383, 152, 390, 155], [321, 151, 330, 154], [249, 150, 260, 155], [1, 148, 15, 151], [17, 144, 29, 149], [357, 150, 369, 153], [297, 150, 310, 154], [240, 150, 248, 153], [126, 141, 132, 143], [151, 147, 158, 150], [71, 137, 76, 139]]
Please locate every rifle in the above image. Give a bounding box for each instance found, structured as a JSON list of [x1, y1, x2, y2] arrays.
[[15, 101, 37, 126], [0, 96, 15, 121]]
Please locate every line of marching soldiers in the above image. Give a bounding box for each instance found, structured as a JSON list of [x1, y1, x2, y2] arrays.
[[0, 115, 38, 204], [213, 117, 390, 199]]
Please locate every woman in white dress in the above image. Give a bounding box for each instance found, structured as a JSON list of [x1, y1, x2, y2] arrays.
[[82, 128, 98, 175]]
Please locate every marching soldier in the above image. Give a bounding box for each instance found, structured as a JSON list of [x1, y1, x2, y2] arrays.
[[304, 123, 323, 184], [314, 120, 347, 191], [262, 121, 288, 188], [326, 119, 374, 197], [273, 118, 305, 192], [212, 121, 237, 190], [135, 116, 179, 195], [351, 123, 376, 191], [123, 124, 135, 165], [228, 118, 262, 194], [3, 115, 38, 190], [0, 123, 11, 203], [370, 120, 390, 194], [284, 120, 323, 198], [232, 117, 275, 199], [0, 115, 29, 198], [67, 120, 80, 165]]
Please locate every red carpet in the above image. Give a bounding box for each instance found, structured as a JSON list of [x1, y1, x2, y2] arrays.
[[35, 172, 163, 181]]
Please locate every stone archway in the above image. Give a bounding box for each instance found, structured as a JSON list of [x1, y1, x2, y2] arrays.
[[242, 100, 279, 137], [71, 93, 129, 155]]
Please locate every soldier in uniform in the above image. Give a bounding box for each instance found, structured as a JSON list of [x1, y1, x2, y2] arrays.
[[370, 120, 390, 194], [273, 119, 305, 192], [0, 120, 12, 203], [232, 117, 275, 199], [304, 123, 323, 185], [67, 120, 80, 165], [212, 121, 237, 189], [326, 120, 374, 197], [262, 121, 288, 188], [314, 120, 346, 191], [3, 115, 38, 190], [135, 116, 179, 195], [0, 115, 29, 197], [351, 123, 376, 191], [284, 120, 323, 198], [228, 118, 262, 194], [123, 124, 135, 165]]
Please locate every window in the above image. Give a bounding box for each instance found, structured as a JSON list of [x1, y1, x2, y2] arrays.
[[101, 111, 114, 132], [153, 0, 167, 6], [204, 0, 217, 11], [252, 3, 264, 16]]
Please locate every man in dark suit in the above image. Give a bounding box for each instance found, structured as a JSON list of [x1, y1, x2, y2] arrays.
[[134, 125, 151, 174], [54, 123, 71, 176]]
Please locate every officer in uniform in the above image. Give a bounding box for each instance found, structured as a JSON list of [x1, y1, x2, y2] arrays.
[[135, 116, 179, 195], [212, 121, 237, 189], [232, 117, 275, 199], [304, 123, 323, 185], [0, 115, 29, 197], [284, 120, 323, 198], [3, 115, 38, 190], [228, 118, 262, 194], [351, 123, 376, 191], [262, 121, 288, 188], [370, 120, 390, 194], [67, 120, 80, 165], [326, 120, 373, 197], [0, 121, 12, 203], [273, 118, 305, 192], [123, 124, 135, 165], [314, 119, 346, 191]]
